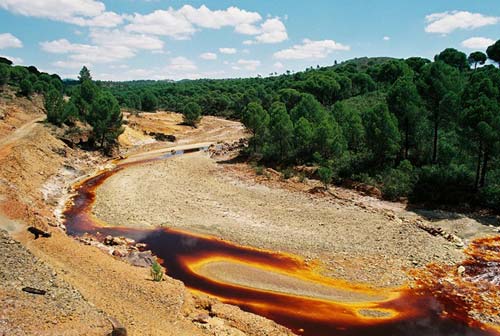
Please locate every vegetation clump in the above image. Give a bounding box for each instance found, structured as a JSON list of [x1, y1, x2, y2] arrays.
[[150, 261, 164, 282]]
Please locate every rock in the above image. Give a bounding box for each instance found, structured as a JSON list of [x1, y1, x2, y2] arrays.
[[104, 236, 128, 246], [125, 250, 155, 268], [192, 313, 211, 324], [457, 265, 466, 275]]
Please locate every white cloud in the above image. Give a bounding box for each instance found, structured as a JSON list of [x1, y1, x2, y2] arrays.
[[200, 52, 217, 60], [235, 59, 260, 71], [274, 62, 284, 69], [425, 11, 499, 34], [255, 18, 288, 43], [124, 5, 286, 43], [243, 40, 255, 45], [0, 0, 123, 27], [41, 28, 164, 65], [383, 36, 391, 41], [167, 56, 197, 71], [125, 9, 195, 40], [219, 48, 237, 54], [178, 5, 261, 30], [274, 39, 350, 60], [235, 23, 261, 35], [0, 33, 22, 49], [0, 54, 22, 64], [89, 29, 164, 51], [40, 39, 135, 63], [52, 60, 90, 69], [461, 37, 495, 49]]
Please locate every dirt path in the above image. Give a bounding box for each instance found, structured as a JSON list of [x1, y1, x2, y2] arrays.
[[0, 116, 44, 149]]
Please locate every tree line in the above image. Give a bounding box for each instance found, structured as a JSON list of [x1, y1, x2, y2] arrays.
[[106, 41, 500, 210]]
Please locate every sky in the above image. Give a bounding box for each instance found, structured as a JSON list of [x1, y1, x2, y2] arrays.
[[0, 0, 499, 81]]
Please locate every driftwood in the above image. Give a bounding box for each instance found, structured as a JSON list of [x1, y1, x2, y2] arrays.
[[22, 287, 46, 295], [27, 226, 51, 239]]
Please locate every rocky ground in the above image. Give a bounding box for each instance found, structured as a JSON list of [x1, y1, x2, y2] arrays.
[[0, 230, 109, 336]]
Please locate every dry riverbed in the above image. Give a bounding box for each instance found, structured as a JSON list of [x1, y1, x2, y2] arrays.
[[93, 152, 464, 287]]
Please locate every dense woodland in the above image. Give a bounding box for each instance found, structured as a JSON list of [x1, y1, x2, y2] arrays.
[[104, 41, 500, 211]]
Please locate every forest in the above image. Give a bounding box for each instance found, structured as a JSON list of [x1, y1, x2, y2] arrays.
[[103, 41, 500, 211]]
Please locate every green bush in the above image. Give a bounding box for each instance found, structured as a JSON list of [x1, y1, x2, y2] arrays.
[[410, 164, 474, 205], [19, 79, 33, 96], [150, 261, 164, 282], [318, 166, 333, 189], [381, 160, 415, 200], [479, 184, 500, 211], [254, 165, 264, 175]]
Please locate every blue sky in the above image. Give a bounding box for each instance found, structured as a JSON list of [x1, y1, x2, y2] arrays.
[[0, 0, 499, 80]]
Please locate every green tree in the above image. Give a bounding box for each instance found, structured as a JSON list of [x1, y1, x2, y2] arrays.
[[332, 102, 365, 151], [468, 51, 487, 70], [0, 57, 12, 66], [405, 57, 431, 74], [294, 117, 314, 161], [363, 104, 401, 164], [183, 101, 202, 127], [19, 79, 33, 96], [267, 102, 294, 162], [45, 89, 66, 125], [461, 70, 500, 189], [318, 166, 333, 189], [78, 66, 92, 83], [9, 66, 28, 83], [486, 40, 500, 67], [242, 101, 270, 152], [419, 61, 463, 163], [141, 91, 158, 112], [387, 76, 422, 159], [290, 94, 327, 124], [0, 63, 9, 86], [89, 92, 124, 149], [435, 48, 468, 71]]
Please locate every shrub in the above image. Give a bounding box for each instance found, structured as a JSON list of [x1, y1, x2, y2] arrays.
[[254, 165, 264, 175], [0, 64, 9, 86], [19, 79, 33, 96], [318, 166, 333, 189], [150, 261, 164, 282], [410, 164, 474, 205], [282, 167, 294, 179], [479, 184, 500, 212], [381, 160, 415, 200], [183, 101, 202, 127]]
